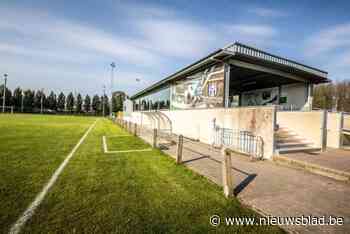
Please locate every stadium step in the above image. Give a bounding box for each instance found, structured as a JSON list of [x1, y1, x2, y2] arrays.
[[275, 125, 318, 154]]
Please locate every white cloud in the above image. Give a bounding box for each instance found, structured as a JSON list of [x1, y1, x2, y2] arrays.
[[248, 7, 287, 18], [226, 24, 277, 37], [0, 42, 95, 64], [47, 21, 160, 65], [305, 23, 350, 56], [0, 4, 280, 94], [303, 23, 350, 80], [0, 7, 161, 66], [135, 19, 216, 59]]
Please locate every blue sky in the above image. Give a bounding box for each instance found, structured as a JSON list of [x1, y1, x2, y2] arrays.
[[0, 0, 349, 96]]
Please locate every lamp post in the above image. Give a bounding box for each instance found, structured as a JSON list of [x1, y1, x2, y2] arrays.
[[110, 62, 116, 117], [2, 74, 7, 113]]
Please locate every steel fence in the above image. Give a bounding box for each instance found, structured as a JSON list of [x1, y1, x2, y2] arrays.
[[213, 127, 263, 159]]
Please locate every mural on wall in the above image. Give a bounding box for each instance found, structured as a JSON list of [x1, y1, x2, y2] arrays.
[[241, 87, 279, 106], [171, 64, 225, 109]]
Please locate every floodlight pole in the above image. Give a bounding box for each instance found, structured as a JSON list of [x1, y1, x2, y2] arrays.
[[2, 74, 7, 113], [110, 62, 116, 118]]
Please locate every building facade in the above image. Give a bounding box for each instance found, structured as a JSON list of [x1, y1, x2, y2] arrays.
[[131, 42, 328, 112]]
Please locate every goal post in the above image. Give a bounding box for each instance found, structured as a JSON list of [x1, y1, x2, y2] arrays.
[[1, 106, 14, 114]]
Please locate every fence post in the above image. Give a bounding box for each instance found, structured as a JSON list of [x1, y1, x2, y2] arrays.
[[153, 128, 157, 148], [321, 110, 327, 152], [222, 148, 234, 197], [176, 135, 183, 164], [134, 123, 137, 136]]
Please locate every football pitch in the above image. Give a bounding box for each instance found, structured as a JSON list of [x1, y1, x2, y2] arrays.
[[0, 114, 283, 233]]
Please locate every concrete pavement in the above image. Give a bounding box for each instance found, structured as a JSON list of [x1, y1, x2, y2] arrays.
[[160, 139, 350, 234]]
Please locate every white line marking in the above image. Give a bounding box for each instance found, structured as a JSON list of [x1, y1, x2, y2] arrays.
[[106, 148, 152, 154], [102, 136, 108, 153], [102, 135, 152, 154], [9, 119, 98, 234], [108, 135, 132, 138]]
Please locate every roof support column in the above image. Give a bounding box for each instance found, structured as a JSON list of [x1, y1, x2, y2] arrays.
[[306, 83, 313, 111], [224, 63, 231, 108]]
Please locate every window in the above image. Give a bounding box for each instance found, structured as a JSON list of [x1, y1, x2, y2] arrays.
[[133, 87, 170, 111]]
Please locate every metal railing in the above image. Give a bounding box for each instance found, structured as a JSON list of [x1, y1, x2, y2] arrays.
[[213, 127, 263, 159], [115, 118, 264, 160]]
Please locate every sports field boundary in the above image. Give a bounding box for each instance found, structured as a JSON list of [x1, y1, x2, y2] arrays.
[[102, 135, 152, 154], [9, 119, 98, 234]]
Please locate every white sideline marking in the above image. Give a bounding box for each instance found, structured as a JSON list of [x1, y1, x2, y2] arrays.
[[102, 136, 152, 154], [108, 135, 132, 138], [9, 120, 98, 234], [102, 135, 108, 153], [106, 148, 152, 154]]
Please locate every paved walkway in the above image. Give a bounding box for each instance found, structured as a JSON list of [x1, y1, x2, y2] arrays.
[[159, 139, 350, 234], [283, 148, 350, 173]]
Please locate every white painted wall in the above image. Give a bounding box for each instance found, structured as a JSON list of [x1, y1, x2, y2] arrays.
[[281, 83, 308, 110], [128, 107, 276, 159]]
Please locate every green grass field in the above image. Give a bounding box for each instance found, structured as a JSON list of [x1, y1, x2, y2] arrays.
[[0, 114, 284, 233]]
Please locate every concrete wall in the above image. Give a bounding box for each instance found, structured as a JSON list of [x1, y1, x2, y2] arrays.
[[277, 111, 323, 147], [342, 114, 350, 147], [326, 113, 350, 148], [327, 112, 343, 148], [129, 106, 276, 159], [344, 114, 350, 130]]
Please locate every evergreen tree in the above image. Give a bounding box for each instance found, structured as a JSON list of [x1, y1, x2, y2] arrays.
[[66, 92, 74, 112], [23, 89, 34, 112], [111, 95, 117, 113], [57, 92, 66, 111], [92, 95, 100, 114], [115, 94, 123, 112], [102, 95, 109, 115], [76, 94, 82, 113], [0, 85, 12, 107], [47, 91, 57, 110], [84, 95, 91, 112], [34, 90, 46, 110], [12, 87, 22, 111]]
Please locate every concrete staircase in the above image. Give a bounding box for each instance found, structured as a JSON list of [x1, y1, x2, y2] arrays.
[[275, 126, 320, 154]]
